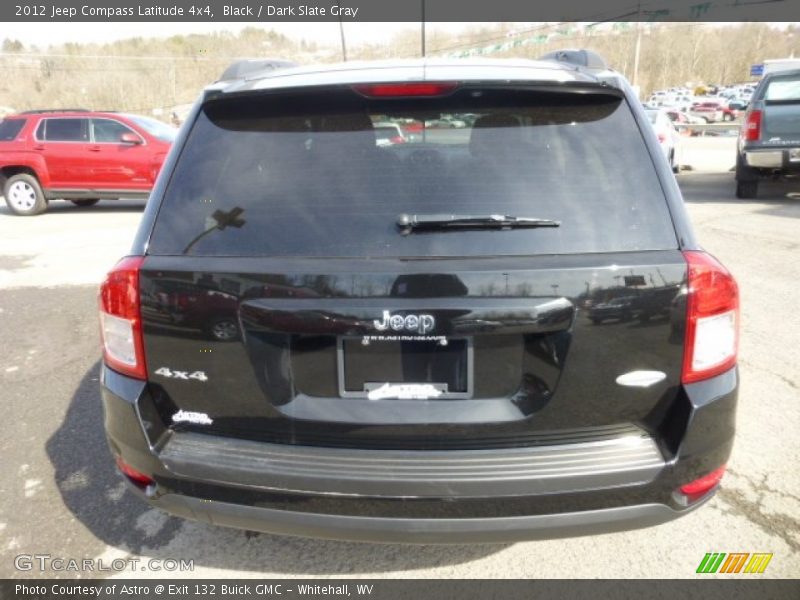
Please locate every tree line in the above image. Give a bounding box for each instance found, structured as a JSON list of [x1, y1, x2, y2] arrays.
[[0, 23, 797, 117]]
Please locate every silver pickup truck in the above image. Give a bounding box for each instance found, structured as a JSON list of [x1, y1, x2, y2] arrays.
[[736, 68, 800, 198]]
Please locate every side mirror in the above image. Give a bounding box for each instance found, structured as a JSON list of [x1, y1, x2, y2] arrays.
[[120, 132, 143, 145]]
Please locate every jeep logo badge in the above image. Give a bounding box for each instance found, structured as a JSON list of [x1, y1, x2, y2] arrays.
[[374, 310, 435, 334]]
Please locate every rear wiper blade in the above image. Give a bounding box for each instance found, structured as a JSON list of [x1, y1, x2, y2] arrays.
[[397, 213, 560, 232]]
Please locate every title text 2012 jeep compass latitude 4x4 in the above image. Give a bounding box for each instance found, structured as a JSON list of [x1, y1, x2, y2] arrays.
[[100, 52, 739, 543]]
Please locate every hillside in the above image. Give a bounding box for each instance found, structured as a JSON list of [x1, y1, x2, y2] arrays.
[[1, 23, 797, 118]]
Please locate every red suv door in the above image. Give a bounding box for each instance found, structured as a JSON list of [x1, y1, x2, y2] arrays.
[[33, 117, 92, 188], [89, 117, 155, 191]]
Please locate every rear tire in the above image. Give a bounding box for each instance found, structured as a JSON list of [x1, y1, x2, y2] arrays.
[[3, 173, 47, 216], [735, 152, 759, 200], [70, 199, 100, 207], [736, 180, 759, 199]]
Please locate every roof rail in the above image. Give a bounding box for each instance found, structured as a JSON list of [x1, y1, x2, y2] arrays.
[[20, 108, 90, 114], [218, 58, 298, 82], [540, 49, 609, 71]]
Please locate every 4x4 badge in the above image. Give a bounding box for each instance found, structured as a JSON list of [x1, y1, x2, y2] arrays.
[[374, 310, 435, 334]]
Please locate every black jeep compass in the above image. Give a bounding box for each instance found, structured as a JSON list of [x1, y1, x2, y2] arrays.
[[99, 52, 739, 543]]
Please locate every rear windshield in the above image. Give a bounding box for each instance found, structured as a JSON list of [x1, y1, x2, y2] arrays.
[[149, 86, 676, 257], [764, 74, 800, 102], [0, 118, 25, 141], [125, 114, 178, 142]]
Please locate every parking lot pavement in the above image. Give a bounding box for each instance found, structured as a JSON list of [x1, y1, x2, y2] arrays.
[[0, 139, 798, 579], [0, 199, 146, 287], [679, 134, 738, 173]]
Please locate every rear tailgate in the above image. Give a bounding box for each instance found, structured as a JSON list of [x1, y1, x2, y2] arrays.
[[140, 253, 685, 449], [139, 80, 687, 449]]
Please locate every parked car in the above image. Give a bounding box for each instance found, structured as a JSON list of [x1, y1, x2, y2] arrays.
[[689, 101, 722, 122], [645, 109, 682, 172], [664, 109, 701, 136], [727, 98, 749, 111], [648, 91, 668, 105], [587, 296, 637, 324], [0, 109, 177, 216], [373, 122, 408, 146], [688, 101, 738, 123], [141, 280, 241, 342], [425, 115, 467, 129], [100, 52, 739, 543], [735, 68, 800, 198], [665, 95, 696, 112]]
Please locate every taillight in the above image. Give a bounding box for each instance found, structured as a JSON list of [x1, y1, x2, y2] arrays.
[[681, 251, 739, 384], [743, 110, 762, 142], [389, 135, 406, 144], [677, 465, 726, 503], [116, 456, 154, 487], [352, 82, 458, 98], [99, 256, 147, 380]]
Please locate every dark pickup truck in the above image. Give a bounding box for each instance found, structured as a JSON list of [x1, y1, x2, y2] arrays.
[[736, 68, 800, 198]]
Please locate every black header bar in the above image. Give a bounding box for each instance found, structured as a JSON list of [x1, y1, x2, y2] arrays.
[[3, 0, 799, 22]]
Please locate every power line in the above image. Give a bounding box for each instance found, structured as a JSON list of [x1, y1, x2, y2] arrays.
[[0, 51, 231, 61], [0, 63, 219, 72], [433, 21, 750, 60], [429, 23, 560, 55]]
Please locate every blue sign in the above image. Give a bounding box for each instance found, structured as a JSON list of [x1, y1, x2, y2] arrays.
[[750, 64, 764, 77]]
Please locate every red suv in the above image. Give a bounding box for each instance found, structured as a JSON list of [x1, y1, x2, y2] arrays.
[[0, 110, 176, 216]]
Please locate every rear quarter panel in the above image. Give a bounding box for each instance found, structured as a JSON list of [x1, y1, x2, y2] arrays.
[[0, 142, 52, 189]]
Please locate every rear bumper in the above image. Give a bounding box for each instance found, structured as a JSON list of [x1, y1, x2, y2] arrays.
[[743, 147, 800, 170], [135, 489, 706, 544], [157, 431, 665, 498], [101, 365, 737, 543]]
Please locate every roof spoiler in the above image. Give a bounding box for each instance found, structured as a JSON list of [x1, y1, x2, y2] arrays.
[[539, 49, 609, 71], [217, 59, 298, 82]]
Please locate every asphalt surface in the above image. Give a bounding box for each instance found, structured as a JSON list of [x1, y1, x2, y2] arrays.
[[0, 137, 798, 579]]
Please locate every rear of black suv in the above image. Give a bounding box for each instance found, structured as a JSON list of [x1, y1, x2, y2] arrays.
[[99, 58, 739, 543]]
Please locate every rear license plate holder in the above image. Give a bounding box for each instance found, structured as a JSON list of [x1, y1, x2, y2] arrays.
[[789, 148, 800, 162], [337, 336, 473, 399]]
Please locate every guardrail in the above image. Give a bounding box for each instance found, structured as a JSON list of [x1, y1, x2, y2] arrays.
[[676, 122, 741, 137]]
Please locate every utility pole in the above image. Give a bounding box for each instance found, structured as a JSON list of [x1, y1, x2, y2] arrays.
[[337, 2, 347, 61], [632, 3, 643, 91], [171, 62, 177, 106], [421, 0, 426, 57]]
